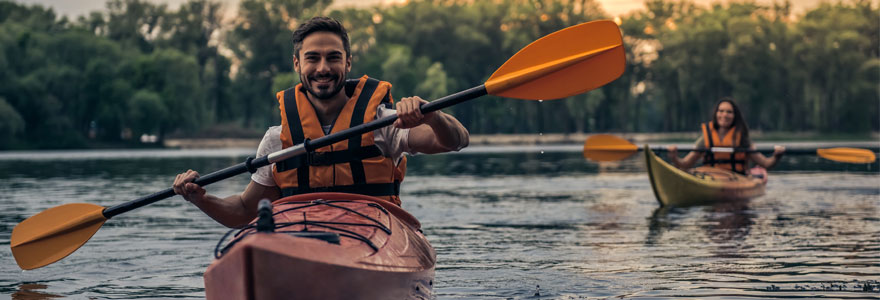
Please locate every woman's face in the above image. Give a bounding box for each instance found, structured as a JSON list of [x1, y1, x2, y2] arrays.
[[715, 101, 735, 129]]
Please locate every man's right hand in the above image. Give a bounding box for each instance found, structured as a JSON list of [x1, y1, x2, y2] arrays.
[[173, 169, 207, 202]]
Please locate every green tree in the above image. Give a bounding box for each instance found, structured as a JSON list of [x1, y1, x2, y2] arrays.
[[161, 0, 231, 124], [415, 62, 449, 100], [127, 89, 168, 137], [104, 0, 168, 52], [0, 97, 25, 147], [141, 49, 204, 139], [793, 1, 879, 132], [227, 0, 331, 128]]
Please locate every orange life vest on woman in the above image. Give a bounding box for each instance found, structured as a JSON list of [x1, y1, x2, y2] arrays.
[[272, 76, 407, 206], [701, 122, 748, 174]]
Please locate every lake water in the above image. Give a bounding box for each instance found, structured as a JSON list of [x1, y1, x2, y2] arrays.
[[0, 144, 878, 299]]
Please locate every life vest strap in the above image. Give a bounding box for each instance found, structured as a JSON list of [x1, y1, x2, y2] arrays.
[[281, 181, 401, 197], [282, 86, 310, 190], [704, 123, 716, 164], [707, 159, 748, 165], [276, 145, 384, 172], [348, 78, 380, 186]]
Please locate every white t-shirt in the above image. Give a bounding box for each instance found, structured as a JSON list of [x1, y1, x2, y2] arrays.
[[251, 106, 411, 187]]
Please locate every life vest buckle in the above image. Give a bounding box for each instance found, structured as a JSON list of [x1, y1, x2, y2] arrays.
[[308, 152, 331, 166]]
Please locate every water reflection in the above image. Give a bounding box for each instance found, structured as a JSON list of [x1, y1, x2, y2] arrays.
[[646, 201, 755, 248], [645, 206, 677, 246], [12, 284, 61, 300], [0, 147, 877, 299], [703, 200, 754, 258]]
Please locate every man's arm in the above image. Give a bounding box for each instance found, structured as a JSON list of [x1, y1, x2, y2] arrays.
[[173, 170, 280, 228], [393, 96, 469, 154]]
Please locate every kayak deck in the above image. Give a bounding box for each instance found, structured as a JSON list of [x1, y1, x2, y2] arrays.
[[204, 193, 435, 300], [644, 145, 765, 207]]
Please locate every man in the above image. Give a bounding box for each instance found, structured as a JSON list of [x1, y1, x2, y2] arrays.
[[172, 17, 469, 228]]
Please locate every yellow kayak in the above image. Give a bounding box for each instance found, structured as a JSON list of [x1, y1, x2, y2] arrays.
[[644, 145, 765, 206]]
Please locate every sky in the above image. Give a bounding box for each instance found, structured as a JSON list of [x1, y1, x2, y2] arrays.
[[14, 0, 851, 19]]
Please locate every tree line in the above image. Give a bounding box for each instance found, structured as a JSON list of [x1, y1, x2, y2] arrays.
[[0, 0, 876, 149]]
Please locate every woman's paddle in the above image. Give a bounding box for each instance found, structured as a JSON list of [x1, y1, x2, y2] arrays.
[[582, 134, 877, 164], [12, 20, 626, 270]]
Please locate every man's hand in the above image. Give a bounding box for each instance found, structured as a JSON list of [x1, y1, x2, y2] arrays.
[[173, 169, 207, 203], [393, 96, 438, 129]]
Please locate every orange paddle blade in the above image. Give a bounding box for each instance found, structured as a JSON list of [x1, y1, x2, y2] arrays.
[[11, 203, 107, 270], [583, 134, 640, 162], [485, 20, 625, 100], [817, 148, 877, 164]]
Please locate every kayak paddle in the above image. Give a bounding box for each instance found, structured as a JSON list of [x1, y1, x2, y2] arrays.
[[12, 20, 626, 270], [582, 134, 877, 164]]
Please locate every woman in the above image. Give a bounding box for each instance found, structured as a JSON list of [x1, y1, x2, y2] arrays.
[[668, 97, 785, 174]]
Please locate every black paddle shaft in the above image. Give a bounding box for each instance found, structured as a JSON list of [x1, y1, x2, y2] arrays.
[[652, 147, 787, 154], [653, 147, 877, 155], [102, 85, 488, 219], [307, 85, 487, 150]]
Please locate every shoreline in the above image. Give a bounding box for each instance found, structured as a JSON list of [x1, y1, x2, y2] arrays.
[[163, 132, 880, 149]]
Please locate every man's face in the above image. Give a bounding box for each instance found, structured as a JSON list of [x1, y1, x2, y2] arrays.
[[294, 31, 351, 100]]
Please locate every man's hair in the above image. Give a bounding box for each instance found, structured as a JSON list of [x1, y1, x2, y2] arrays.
[[292, 17, 351, 58]]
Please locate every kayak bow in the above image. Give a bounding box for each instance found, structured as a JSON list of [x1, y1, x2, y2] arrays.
[[204, 193, 435, 300]]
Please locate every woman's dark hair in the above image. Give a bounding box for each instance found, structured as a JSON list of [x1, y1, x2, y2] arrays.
[[292, 17, 351, 59], [711, 97, 750, 147]]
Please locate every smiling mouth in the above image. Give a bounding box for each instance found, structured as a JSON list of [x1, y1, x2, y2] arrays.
[[310, 75, 337, 88]]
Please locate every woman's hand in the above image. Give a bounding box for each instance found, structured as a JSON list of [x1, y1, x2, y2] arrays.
[[667, 145, 679, 161], [772, 145, 785, 157]]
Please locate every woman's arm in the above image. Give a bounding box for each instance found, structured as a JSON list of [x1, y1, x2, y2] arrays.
[[668, 146, 702, 170], [749, 145, 785, 169]]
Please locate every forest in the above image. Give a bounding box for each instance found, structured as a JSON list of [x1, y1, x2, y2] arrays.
[[0, 0, 877, 148]]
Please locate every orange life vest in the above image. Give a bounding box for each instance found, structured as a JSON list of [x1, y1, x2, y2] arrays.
[[701, 122, 748, 174], [272, 76, 407, 206]]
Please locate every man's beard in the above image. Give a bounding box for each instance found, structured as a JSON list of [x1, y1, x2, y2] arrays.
[[301, 72, 346, 100]]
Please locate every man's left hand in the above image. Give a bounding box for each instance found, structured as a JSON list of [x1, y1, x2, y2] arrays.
[[393, 96, 437, 128]]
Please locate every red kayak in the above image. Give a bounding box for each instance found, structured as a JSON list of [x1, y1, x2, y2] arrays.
[[203, 193, 435, 300]]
